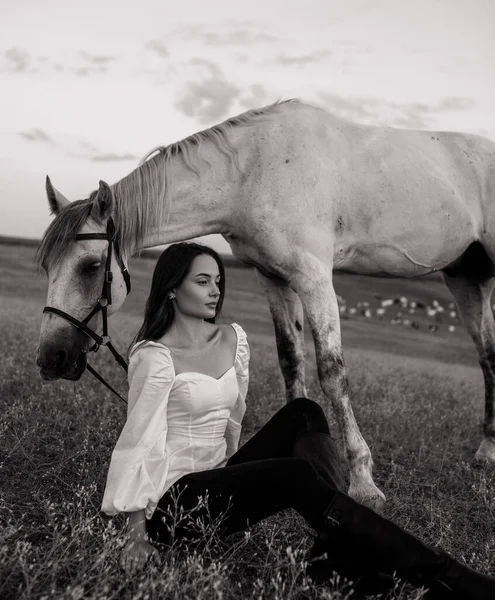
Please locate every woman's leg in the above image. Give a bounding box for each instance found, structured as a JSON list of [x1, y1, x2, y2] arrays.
[[228, 398, 329, 461], [147, 457, 334, 546], [227, 398, 346, 492], [147, 457, 495, 599], [316, 492, 495, 599]]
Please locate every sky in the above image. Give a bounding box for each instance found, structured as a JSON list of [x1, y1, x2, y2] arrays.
[[1, 0, 494, 253]]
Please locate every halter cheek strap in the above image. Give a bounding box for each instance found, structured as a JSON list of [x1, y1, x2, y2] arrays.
[[43, 218, 131, 404], [74, 219, 131, 299]]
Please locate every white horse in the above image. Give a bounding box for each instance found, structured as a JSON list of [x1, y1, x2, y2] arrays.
[[37, 99, 495, 512]]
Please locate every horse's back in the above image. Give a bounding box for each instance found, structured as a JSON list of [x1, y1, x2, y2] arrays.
[[233, 101, 495, 278]]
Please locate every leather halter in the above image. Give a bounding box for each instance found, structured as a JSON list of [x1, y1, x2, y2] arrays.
[[43, 218, 131, 404]]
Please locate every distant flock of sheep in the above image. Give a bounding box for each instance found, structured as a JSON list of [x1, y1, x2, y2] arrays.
[[336, 295, 462, 333]]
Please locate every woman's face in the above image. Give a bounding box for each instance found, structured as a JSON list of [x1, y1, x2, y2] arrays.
[[173, 254, 221, 320]]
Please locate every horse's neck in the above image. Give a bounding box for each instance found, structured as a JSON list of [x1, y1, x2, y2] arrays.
[[116, 148, 238, 253], [157, 157, 235, 245]]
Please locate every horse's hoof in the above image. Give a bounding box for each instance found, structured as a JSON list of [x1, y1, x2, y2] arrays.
[[348, 484, 386, 513], [475, 437, 495, 464]]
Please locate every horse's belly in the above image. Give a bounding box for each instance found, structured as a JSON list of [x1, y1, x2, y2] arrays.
[[334, 243, 448, 277], [334, 230, 476, 277], [333, 176, 481, 277], [334, 199, 479, 276]]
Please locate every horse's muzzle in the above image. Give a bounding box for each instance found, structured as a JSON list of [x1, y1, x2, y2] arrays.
[[37, 350, 87, 381]]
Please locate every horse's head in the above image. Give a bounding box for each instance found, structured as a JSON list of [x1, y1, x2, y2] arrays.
[[36, 178, 130, 381]]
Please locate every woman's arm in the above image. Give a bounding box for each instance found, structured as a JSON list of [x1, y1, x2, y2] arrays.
[[102, 344, 175, 571], [101, 344, 175, 517], [126, 509, 148, 540], [120, 509, 159, 573], [226, 324, 250, 457]]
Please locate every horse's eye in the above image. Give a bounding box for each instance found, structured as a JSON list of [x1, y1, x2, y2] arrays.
[[83, 261, 102, 274]]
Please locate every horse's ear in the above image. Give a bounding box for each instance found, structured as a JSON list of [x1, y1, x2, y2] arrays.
[[45, 175, 70, 215], [90, 180, 113, 222]]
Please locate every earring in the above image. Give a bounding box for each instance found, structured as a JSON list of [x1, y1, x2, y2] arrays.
[[168, 292, 176, 300]]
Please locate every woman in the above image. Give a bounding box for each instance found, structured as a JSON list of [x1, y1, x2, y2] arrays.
[[102, 242, 493, 598]]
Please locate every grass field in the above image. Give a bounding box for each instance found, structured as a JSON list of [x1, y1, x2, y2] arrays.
[[0, 242, 493, 599]]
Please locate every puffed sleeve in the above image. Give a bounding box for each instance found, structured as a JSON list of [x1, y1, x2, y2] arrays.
[[225, 323, 250, 458], [101, 342, 175, 519]]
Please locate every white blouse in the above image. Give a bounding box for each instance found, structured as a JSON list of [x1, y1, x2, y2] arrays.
[[101, 323, 250, 519]]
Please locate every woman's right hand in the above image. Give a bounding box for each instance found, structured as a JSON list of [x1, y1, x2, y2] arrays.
[[120, 539, 160, 574]]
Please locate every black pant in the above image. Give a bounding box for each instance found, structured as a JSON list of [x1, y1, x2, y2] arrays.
[[146, 398, 345, 545], [146, 398, 495, 597]]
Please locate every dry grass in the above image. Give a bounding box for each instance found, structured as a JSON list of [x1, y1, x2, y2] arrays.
[[0, 243, 493, 599]]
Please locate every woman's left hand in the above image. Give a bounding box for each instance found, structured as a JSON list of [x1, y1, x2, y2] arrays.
[[120, 539, 160, 574]]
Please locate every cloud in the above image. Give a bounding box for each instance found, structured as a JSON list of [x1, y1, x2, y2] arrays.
[[19, 129, 53, 143], [2, 47, 115, 76], [200, 30, 278, 45], [175, 69, 241, 125], [74, 52, 114, 75], [234, 52, 249, 63], [177, 24, 277, 46], [80, 51, 115, 65], [145, 40, 169, 57], [188, 58, 222, 78], [275, 50, 331, 66], [319, 93, 475, 130], [76, 138, 98, 152], [73, 67, 90, 76], [18, 129, 106, 158], [2, 47, 114, 75], [432, 97, 475, 113], [319, 93, 387, 124], [395, 97, 475, 128], [392, 107, 431, 129], [239, 84, 270, 110], [3, 47, 30, 73], [90, 153, 138, 162], [174, 57, 241, 124], [177, 80, 240, 124]]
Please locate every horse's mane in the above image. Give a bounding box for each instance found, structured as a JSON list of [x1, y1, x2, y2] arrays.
[[36, 198, 94, 271], [139, 98, 297, 167], [36, 99, 297, 269]]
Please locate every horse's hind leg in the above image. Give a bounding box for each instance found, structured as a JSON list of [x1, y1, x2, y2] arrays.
[[443, 245, 495, 462], [256, 271, 308, 400]]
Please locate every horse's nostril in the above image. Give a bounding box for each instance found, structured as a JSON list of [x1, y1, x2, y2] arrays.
[[54, 350, 68, 369], [39, 348, 69, 371]]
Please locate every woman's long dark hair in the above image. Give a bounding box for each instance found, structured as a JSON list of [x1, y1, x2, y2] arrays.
[[130, 243, 226, 354]]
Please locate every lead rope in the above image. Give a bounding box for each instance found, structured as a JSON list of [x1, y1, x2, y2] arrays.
[[86, 299, 128, 406], [86, 364, 127, 404]]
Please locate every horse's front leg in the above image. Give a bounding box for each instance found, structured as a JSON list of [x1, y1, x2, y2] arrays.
[[293, 264, 386, 512], [256, 271, 308, 400]]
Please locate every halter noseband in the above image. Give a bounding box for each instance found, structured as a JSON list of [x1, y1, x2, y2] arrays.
[[43, 218, 131, 404]]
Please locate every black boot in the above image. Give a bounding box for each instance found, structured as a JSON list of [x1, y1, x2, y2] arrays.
[[317, 491, 495, 599], [307, 534, 396, 595], [423, 560, 495, 599], [297, 433, 394, 593], [293, 432, 347, 493]]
